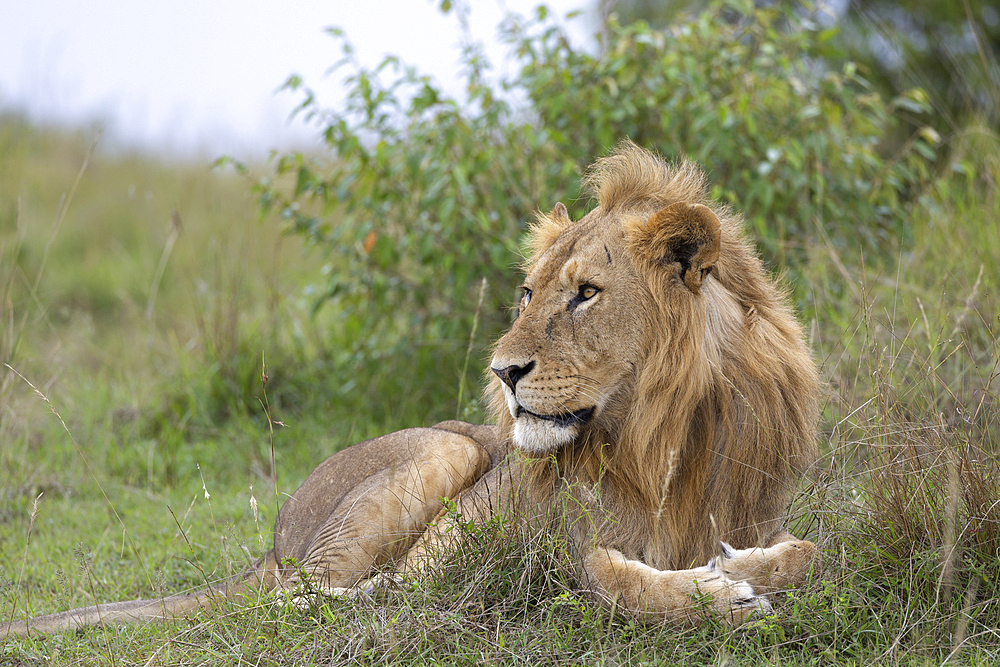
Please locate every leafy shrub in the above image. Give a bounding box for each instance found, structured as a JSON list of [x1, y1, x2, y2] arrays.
[[509, 1, 939, 265], [244, 0, 938, 418]]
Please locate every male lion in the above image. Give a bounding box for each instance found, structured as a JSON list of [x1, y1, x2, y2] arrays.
[[2, 142, 819, 637]]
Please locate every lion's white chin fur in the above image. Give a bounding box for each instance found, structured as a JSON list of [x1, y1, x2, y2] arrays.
[[512, 416, 578, 454], [504, 387, 581, 454]]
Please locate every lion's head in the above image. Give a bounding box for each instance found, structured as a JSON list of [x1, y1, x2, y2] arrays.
[[489, 142, 819, 566]]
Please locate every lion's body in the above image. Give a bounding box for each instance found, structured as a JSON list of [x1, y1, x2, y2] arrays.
[[2, 143, 819, 638]]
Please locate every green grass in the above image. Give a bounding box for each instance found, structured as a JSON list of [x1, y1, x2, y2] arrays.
[[1, 111, 999, 665]]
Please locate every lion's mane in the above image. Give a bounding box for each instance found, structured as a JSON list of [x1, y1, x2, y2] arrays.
[[489, 142, 820, 570]]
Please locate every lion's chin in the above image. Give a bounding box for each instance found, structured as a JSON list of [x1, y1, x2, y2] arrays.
[[512, 416, 580, 455]]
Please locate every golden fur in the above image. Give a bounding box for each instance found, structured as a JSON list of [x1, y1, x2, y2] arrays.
[[3, 142, 819, 637]]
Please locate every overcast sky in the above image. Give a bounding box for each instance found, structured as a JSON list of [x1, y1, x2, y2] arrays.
[[1, 0, 586, 159]]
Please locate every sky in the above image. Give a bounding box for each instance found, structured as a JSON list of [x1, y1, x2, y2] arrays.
[[1, 0, 587, 160]]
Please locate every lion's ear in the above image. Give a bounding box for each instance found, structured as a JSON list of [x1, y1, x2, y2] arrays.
[[550, 202, 571, 226], [630, 202, 721, 293], [526, 202, 573, 262]]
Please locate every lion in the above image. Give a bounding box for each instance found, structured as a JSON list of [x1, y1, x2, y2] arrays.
[[2, 141, 819, 638]]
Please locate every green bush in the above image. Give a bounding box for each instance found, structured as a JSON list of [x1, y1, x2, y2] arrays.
[[509, 1, 939, 265], [246, 0, 938, 418]]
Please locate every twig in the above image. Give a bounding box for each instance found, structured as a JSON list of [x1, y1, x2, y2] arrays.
[[456, 277, 487, 420], [146, 210, 183, 322], [7, 493, 42, 631]]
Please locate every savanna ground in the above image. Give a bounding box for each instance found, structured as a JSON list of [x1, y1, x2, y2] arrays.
[[3, 2, 1000, 665]]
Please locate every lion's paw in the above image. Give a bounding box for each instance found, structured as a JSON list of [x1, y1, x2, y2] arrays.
[[723, 580, 772, 624], [688, 561, 771, 625], [710, 576, 772, 625], [717, 539, 817, 592]]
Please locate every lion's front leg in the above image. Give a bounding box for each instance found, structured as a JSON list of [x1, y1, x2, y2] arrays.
[[580, 547, 771, 625]]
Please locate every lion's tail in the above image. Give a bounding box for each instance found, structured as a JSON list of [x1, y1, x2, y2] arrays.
[[1, 550, 281, 639]]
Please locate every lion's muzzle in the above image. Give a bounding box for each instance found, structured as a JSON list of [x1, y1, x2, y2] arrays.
[[496, 373, 596, 454]]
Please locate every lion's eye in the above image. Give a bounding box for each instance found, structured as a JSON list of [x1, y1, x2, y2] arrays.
[[568, 284, 600, 311], [520, 287, 532, 309]]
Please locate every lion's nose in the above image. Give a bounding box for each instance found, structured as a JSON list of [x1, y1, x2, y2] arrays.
[[491, 361, 535, 392]]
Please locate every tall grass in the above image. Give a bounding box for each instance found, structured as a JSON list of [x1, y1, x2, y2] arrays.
[[798, 136, 1000, 660]]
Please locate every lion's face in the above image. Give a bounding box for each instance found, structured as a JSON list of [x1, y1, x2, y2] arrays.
[[491, 212, 645, 454], [491, 200, 721, 455]]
